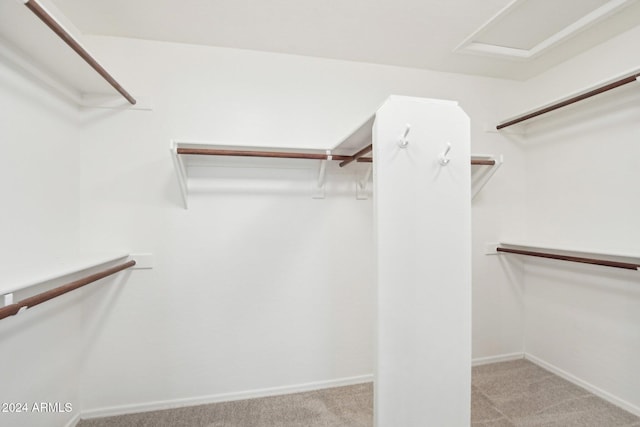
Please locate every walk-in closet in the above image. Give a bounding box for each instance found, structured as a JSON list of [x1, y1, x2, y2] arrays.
[[1, 0, 639, 426]]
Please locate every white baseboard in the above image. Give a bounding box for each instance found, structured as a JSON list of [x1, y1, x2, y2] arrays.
[[62, 413, 81, 427], [80, 354, 640, 420], [525, 353, 640, 417], [472, 352, 524, 366], [81, 374, 373, 420]]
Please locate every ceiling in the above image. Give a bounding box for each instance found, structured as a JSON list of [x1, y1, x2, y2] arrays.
[[52, 0, 640, 80]]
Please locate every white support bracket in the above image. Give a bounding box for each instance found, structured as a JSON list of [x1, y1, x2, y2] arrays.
[[81, 94, 153, 110], [3, 293, 14, 307], [312, 150, 331, 199], [356, 164, 373, 200], [1, 293, 25, 315], [129, 253, 154, 269], [171, 141, 189, 209], [471, 154, 503, 200], [485, 242, 500, 255], [483, 123, 526, 137]]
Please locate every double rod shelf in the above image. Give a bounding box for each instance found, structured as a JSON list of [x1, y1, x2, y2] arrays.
[[0, 260, 136, 321], [176, 147, 495, 166]]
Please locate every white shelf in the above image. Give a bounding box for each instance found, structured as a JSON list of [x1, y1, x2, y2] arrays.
[[496, 67, 640, 130], [488, 241, 640, 270], [0, 0, 148, 109], [498, 241, 640, 261], [172, 97, 502, 207], [0, 252, 131, 296], [332, 114, 375, 154], [171, 140, 373, 208]]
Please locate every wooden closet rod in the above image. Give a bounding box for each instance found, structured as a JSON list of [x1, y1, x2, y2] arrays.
[[350, 158, 494, 165], [497, 72, 640, 129], [340, 144, 373, 167], [177, 147, 494, 165], [471, 159, 496, 166], [23, 0, 137, 105], [497, 247, 640, 271], [177, 147, 353, 161], [0, 260, 136, 321]]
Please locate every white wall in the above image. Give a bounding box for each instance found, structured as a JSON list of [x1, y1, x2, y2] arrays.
[[505, 26, 640, 414], [75, 36, 525, 415], [0, 57, 83, 427]]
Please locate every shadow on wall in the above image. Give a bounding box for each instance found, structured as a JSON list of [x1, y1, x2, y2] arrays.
[[167, 161, 372, 207], [521, 257, 640, 298]]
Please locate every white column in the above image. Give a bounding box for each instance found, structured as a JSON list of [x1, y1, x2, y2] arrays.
[[374, 96, 471, 427]]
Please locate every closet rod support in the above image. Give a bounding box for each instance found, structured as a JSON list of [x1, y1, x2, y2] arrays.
[[314, 150, 331, 199], [356, 164, 373, 200], [471, 155, 502, 199], [3, 293, 13, 307]]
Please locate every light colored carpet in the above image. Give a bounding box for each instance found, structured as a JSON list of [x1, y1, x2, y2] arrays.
[[77, 383, 373, 427], [472, 359, 640, 427], [78, 360, 640, 426]]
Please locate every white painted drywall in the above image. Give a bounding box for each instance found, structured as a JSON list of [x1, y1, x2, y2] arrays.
[[74, 36, 526, 414], [0, 57, 83, 427], [503, 26, 640, 414], [374, 96, 471, 426]]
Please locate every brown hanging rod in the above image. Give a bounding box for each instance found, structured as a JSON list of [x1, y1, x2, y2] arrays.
[[471, 159, 496, 166], [497, 71, 640, 129], [23, 0, 137, 105], [0, 260, 136, 321], [177, 147, 353, 161], [340, 144, 373, 167], [177, 147, 494, 166], [497, 247, 640, 271]]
